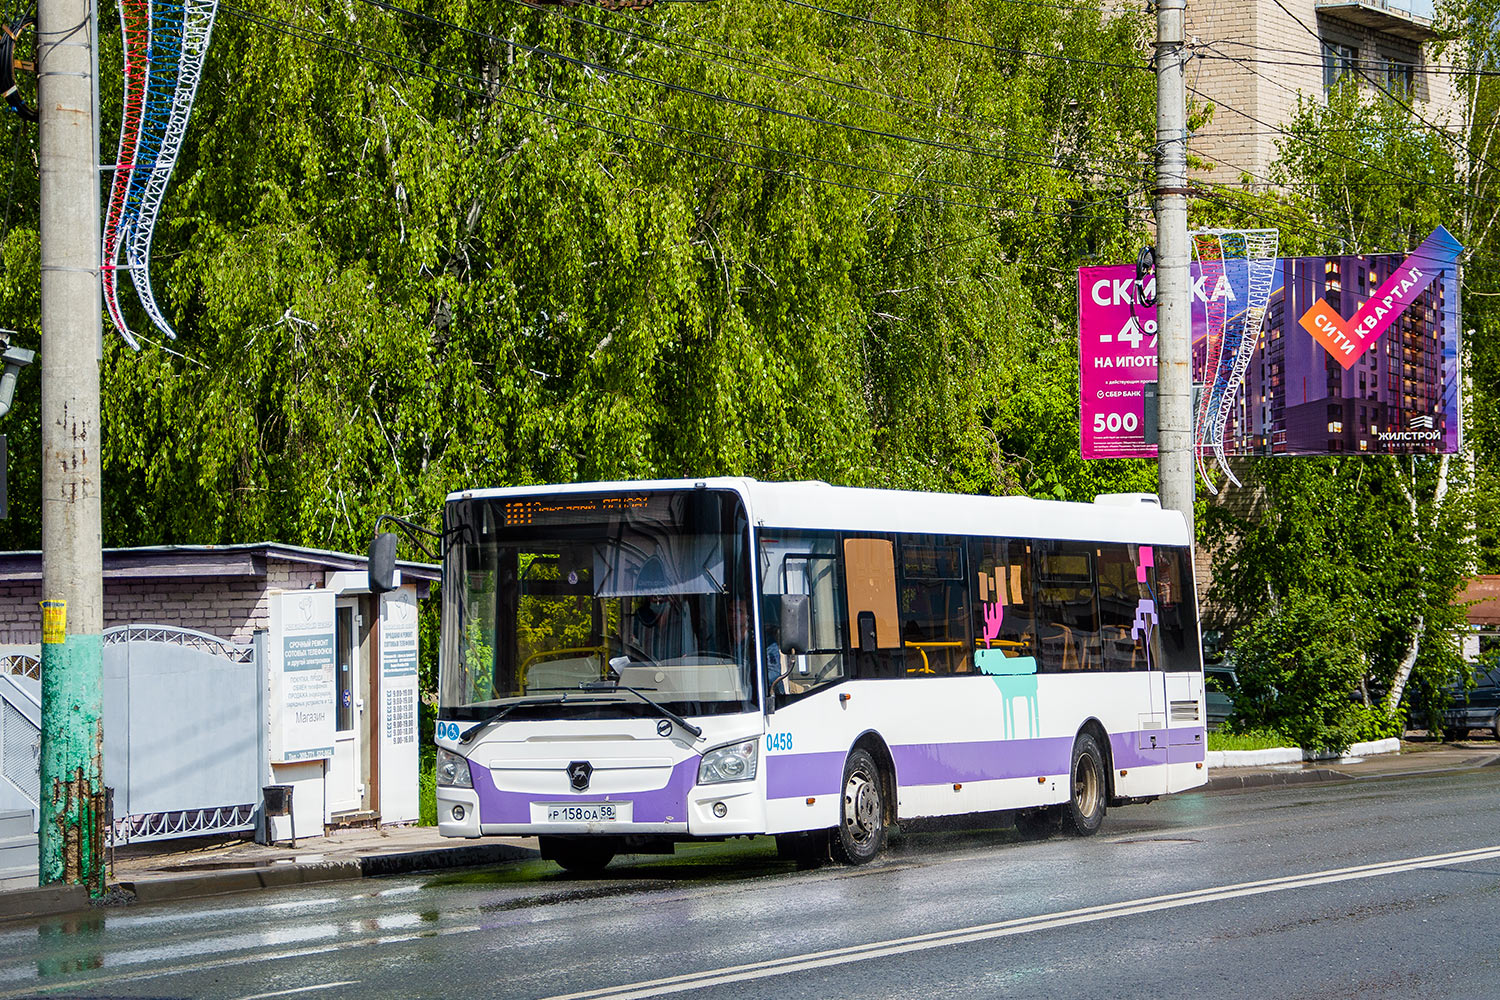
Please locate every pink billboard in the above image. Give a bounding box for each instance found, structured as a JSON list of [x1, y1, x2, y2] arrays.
[[1079, 228, 1462, 460]]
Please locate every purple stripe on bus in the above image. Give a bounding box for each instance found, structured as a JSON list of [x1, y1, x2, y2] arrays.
[[765, 751, 845, 800], [1107, 728, 1207, 768], [1171, 728, 1207, 763], [765, 727, 1208, 799], [890, 737, 1074, 785], [470, 757, 699, 825], [1109, 732, 1167, 770]]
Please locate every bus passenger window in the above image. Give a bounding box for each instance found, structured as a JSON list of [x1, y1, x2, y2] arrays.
[[758, 532, 848, 703], [1035, 542, 1099, 672], [844, 537, 901, 679], [1096, 544, 1144, 671], [970, 539, 1036, 669], [897, 536, 970, 676], [1152, 546, 1201, 672]]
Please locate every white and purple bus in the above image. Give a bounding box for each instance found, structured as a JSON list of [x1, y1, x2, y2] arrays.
[[418, 478, 1206, 871]]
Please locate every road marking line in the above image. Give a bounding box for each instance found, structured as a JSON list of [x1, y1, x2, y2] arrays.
[[535, 844, 1500, 1000], [8, 844, 1500, 999], [231, 981, 361, 1000]]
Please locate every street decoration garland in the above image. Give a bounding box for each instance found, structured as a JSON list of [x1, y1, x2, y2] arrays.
[[1191, 228, 1279, 494], [1190, 232, 1226, 492], [102, 0, 219, 346], [102, 0, 151, 349]]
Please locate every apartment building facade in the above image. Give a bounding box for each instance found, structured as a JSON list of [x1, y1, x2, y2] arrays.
[[1186, 0, 1458, 187]]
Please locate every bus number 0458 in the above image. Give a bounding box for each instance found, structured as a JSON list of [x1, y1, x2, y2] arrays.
[[1092, 412, 1139, 434], [766, 732, 793, 752]]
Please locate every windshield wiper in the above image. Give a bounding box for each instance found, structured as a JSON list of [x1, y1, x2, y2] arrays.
[[579, 680, 703, 739], [456, 695, 602, 743]]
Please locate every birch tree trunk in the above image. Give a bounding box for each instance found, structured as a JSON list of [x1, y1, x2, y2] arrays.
[[1384, 453, 1451, 713]]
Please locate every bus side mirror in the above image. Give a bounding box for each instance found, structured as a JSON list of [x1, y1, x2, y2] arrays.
[[778, 594, 810, 655], [368, 532, 399, 594]]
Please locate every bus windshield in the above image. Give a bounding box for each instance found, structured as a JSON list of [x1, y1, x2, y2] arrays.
[[440, 489, 757, 721]]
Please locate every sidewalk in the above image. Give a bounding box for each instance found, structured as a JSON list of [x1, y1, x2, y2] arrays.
[[1, 824, 539, 923], [3, 738, 1498, 924]]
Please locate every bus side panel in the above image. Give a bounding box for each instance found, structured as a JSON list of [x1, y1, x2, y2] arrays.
[[1166, 669, 1208, 793], [760, 672, 1176, 831], [761, 689, 861, 835]]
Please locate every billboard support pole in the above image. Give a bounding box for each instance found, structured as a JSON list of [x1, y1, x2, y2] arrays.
[[1154, 0, 1194, 537]]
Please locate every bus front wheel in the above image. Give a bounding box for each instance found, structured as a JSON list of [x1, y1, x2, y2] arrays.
[[1062, 733, 1107, 837], [830, 749, 886, 865]]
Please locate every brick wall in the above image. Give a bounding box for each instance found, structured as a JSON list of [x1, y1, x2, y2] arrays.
[[0, 561, 327, 646]]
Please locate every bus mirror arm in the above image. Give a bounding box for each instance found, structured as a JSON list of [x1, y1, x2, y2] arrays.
[[368, 514, 472, 593]]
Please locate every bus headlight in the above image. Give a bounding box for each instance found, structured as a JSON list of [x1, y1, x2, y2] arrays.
[[437, 747, 474, 789], [698, 739, 758, 784]]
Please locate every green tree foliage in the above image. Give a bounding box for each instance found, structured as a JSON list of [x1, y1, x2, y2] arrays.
[[1204, 456, 1472, 734], [0, 0, 1162, 557], [1228, 589, 1382, 754], [1436, 0, 1500, 573], [1203, 70, 1488, 726]]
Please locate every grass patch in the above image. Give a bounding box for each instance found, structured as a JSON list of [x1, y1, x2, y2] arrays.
[[1207, 728, 1292, 752], [419, 747, 437, 826]]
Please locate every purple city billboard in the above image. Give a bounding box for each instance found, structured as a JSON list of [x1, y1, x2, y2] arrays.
[[1079, 227, 1462, 460]]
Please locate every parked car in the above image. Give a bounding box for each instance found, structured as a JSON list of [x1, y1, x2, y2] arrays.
[[1204, 663, 1238, 731], [1442, 667, 1500, 742]]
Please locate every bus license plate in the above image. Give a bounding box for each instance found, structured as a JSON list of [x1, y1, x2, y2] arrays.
[[548, 804, 617, 823]]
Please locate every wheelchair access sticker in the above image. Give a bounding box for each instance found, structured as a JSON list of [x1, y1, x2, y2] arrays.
[[436, 721, 471, 742]]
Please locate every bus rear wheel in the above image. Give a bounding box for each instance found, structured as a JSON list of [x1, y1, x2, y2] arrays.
[[1062, 732, 1107, 837], [540, 836, 615, 874], [830, 749, 886, 865]]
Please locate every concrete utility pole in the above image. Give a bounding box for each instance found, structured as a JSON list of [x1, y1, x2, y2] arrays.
[[1154, 0, 1194, 538], [36, 0, 106, 893]]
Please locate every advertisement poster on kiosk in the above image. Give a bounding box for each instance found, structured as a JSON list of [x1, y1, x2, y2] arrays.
[[269, 589, 338, 763]]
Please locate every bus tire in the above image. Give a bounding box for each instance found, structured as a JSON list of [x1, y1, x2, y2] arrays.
[[540, 836, 615, 874], [830, 749, 886, 865], [1062, 732, 1107, 837]]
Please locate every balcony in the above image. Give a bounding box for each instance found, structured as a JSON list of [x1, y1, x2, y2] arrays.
[[1315, 1, 1437, 42]]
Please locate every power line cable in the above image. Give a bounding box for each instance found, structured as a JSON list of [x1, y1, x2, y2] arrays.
[[1196, 40, 1500, 78], [499, 0, 1156, 174], [350, 0, 1153, 184], [1186, 80, 1476, 201], [772, 0, 1153, 72], [217, 3, 1147, 221]]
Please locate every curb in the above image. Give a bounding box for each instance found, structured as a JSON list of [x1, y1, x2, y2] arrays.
[[0, 883, 89, 923], [0, 841, 538, 922], [1206, 737, 1403, 770]]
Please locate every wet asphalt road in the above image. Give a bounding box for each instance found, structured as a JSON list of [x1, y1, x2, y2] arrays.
[[3, 768, 1500, 1000]]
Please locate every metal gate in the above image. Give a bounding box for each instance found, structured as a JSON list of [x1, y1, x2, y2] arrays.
[[104, 625, 264, 843], [0, 627, 265, 844]]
